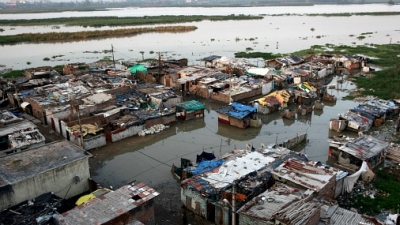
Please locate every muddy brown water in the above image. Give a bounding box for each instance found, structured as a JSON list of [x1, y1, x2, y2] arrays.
[[87, 76, 377, 223]]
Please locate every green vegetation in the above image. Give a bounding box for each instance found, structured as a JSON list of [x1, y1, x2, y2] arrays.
[[361, 32, 374, 35], [351, 170, 400, 214], [0, 15, 263, 27], [43, 57, 50, 61], [353, 63, 400, 99], [237, 43, 400, 100], [245, 47, 254, 51], [357, 35, 366, 40], [0, 70, 24, 78], [0, 26, 197, 45]]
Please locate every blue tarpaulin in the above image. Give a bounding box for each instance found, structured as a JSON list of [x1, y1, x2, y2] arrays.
[[216, 102, 256, 119], [192, 159, 225, 175]]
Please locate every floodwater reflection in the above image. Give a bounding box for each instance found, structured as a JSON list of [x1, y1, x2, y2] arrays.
[[90, 78, 360, 188]]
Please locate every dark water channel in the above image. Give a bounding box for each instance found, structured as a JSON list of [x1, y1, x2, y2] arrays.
[[90, 76, 361, 189]]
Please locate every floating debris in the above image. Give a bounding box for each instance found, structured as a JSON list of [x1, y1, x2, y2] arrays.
[[138, 124, 169, 136]]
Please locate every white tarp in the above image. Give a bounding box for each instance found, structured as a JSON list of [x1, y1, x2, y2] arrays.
[[247, 68, 271, 76], [20, 102, 30, 109], [203, 151, 275, 189], [342, 161, 368, 193]]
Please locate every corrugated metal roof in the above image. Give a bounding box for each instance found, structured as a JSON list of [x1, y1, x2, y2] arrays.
[[54, 183, 159, 225]]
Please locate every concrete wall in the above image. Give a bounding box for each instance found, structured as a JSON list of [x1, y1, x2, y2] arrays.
[[282, 133, 308, 149], [0, 158, 90, 210], [83, 134, 107, 150], [215, 205, 231, 225], [111, 125, 144, 142], [181, 188, 207, 219], [68, 133, 106, 150], [335, 178, 344, 198]]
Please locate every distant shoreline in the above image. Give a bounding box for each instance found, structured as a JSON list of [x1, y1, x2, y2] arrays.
[[0, 2, 396, 14]]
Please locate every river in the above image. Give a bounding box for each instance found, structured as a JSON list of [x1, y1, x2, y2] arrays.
[[0, 4, 399, 70]]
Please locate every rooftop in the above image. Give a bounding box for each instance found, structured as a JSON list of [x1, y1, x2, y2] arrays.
[[203, 151, 275, 188], [0, 140, 89, 187], [320, 204, 375, 225], [54, 183, 159, 225], [8, 128, 45, 149], [0, 120, 37, 137], [338, 135, 389, 160], [271, 158, 339, 192], [237, 183, 312, 221], [216, 102, 257, 120]]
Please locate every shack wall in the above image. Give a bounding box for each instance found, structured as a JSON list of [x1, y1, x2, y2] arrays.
[[144, 114, 176, 129], [181, 189, 207, 219], [111, 125, 144, 142], [0, 158, 90, 210]]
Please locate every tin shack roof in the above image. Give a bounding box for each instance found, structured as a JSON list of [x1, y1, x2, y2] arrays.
[[271, 158, 339, 192], [0, 120, 37, 137], [320, 204, 375, 225], [0, 140, 89, 187], [237, 183, 313, 221], [176, 100, 205, 112], [54, 183, 159, 225], [338, 135, 389, 160]]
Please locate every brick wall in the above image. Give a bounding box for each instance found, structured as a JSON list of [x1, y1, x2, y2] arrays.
[[66, 114, 107, 128], [103, 86, 134, 96]]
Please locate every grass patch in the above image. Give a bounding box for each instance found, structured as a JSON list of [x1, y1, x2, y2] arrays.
[[351, 170, 400, 215], [361, 32, 374, 35], [353, 63, 400, 99], [0, 15, 263, 27], [357, 35, 366, 40], [0, 26, 197, 45], [0, 70, 24, 78]]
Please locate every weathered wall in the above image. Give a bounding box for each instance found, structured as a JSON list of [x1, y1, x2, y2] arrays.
[[335, 178, 344, 198], [68, 133, 106, 150], [181, 188, 207, 219], [144, 114, 176, 129], [0, 158, 90, 210], [83, 134, 107, 150], [239, 214, 269, 225], [282, 133, 308, 149], [111, 125, 144, 142], [215, 205, 231, 225]]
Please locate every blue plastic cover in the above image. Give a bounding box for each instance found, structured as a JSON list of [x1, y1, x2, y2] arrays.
[[192, 159, 225, 175]]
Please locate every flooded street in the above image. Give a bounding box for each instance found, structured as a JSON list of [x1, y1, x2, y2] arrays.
[[90, 76, 360, 189], [86, 76, 370, 223]]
